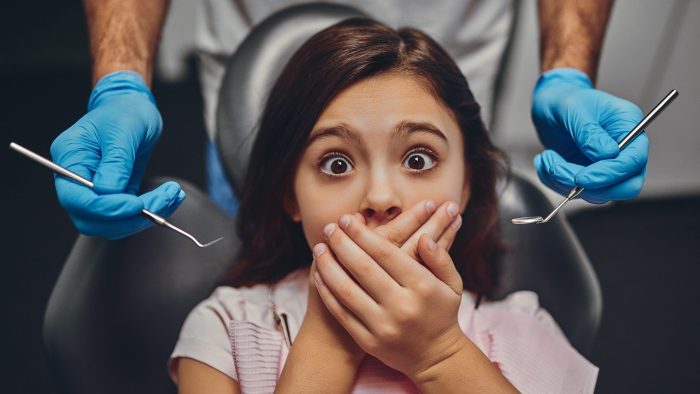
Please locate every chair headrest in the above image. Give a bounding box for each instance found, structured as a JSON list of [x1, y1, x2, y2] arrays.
[[216, 2, 368, 195]]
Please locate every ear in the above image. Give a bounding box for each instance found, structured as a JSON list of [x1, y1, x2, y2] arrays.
[[459, 164, 472, 213], [283, 192, 302, 222]]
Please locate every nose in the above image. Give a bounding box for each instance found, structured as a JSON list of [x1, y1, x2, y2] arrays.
[[359, 172, 402, 226]]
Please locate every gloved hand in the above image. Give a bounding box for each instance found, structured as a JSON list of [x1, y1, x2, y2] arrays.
[[531, 67, 647, 203], [50, 70, 185, 239]]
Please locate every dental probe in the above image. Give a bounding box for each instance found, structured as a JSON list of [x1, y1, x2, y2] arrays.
[[9, 142, 223, 248]]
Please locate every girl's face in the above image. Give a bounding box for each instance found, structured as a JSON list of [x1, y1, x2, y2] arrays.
[[288, 72, 470, 250]]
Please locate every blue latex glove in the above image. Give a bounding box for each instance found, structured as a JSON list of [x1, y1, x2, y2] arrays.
[[50, 70, 185, 239], [531, 68, 647, 203]]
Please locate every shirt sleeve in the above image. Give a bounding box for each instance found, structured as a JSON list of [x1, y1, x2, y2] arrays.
[[168, 287, 239, 384]]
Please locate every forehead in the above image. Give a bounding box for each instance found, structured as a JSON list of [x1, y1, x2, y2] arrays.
[[310, 73, 461, 144]]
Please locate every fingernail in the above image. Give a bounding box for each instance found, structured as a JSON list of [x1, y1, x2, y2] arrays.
[[451, 215, 462, 230], [425, 200, 437, 214], [313, 243, 327, 257], [428, 237, 437, 251], [323, 223, 336, 239], [178, 190, 186, 200], [339, 214, 351, 230], [447, 202, 459, 218]]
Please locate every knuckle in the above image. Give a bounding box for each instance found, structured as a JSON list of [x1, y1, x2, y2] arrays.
[[337, 283, 355, 302], [629, 151, 648, 168], [378, 324, 400, 343], [103, 145, 132, 163], [364, 339, 381, 354], [375, 244, 396, 262], [413, 280, 433, 297], [378, 225, 403, 246], [395, 303, 419, 323]]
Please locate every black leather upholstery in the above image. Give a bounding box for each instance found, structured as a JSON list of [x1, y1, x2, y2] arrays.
[[216, 3, 369, 195], [43, 3, 601, 393], [493, 175, 602, 354], [44, 178, 238, 393]]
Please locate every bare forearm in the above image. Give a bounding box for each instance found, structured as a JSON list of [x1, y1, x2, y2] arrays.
[[274, 320, 363, 393], [411, 335, 518, 394], [537, 0, 614, 83], [83, 0, 170, 86]]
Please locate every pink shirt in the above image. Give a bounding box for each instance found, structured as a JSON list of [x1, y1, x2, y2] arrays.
[[169, 266, 598, 393]]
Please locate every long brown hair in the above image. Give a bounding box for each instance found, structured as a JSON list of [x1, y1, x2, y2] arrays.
[[221, 18, 507, 297]]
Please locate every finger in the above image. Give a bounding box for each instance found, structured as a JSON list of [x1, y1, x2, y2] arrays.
[[577, 168, 646, 203], [400, 201, 461, 260], [575, 134, 648, 190], [353, 212, 366, 226], [333, 215, 431, 288], [417, 234, 463, 296], [436, 214, 462, 252], [599, 96, 645, 142], [55, 175, 144, 221], [534, 149, 584, 196], [138, 181, 186, 218], [126, 149, 151, 195], [313, 242, 381, 330], [92, 136, 137, 194], [571, 117, 620, 161], [66, 181, 183, 239], [50, 128, 101, 193], [374, 199, 437, 247], [323, 221, 401, 301], [313, 269, 374, 351], [70, 211, 155, 240]]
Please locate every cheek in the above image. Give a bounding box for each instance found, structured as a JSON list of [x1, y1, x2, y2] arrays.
[[294, 173, 354, 248], [409, 162, 468, 209]]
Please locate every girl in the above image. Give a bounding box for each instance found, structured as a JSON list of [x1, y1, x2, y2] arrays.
[[169, 18, 598, 393]]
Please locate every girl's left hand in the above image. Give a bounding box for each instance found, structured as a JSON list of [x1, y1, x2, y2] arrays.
[[313, 201, 467, 381]]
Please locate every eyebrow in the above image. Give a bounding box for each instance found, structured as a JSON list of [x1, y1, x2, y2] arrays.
[[307, 121, 449, 152]]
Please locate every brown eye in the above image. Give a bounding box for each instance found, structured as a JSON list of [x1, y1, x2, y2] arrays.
[[319, 153, 354, 176], [402, 149, 437, 171]]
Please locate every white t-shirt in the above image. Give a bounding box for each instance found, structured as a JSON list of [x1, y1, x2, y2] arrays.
[[193, 0, 515, 140]]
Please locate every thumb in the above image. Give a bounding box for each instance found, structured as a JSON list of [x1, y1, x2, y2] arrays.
[[417, 233, 462, 295], [93, 142, 137, 194], [572, 114, 619, 161], [137, 181, 186, 219]]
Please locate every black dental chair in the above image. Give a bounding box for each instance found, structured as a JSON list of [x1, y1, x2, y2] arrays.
[[43, 3, 602, 393]]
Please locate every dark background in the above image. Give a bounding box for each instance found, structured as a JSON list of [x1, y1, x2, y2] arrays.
[[3, 2, 699, 393]]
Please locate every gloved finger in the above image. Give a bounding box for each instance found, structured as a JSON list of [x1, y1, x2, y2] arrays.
[[55, 174, 145, 221], [92, 134, 138, 195], [599, 97, 644, 142], [69, 181, 186, 240], [574, 133, 648, 190], [577, 168, 646, 203], [137, 181, 186, 219], [70, 212, 155, 240], [125, 149, 151, 195], [50, 124, 101, 182], [571, 116, 620, 162], [534, 149, 585, 196]]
